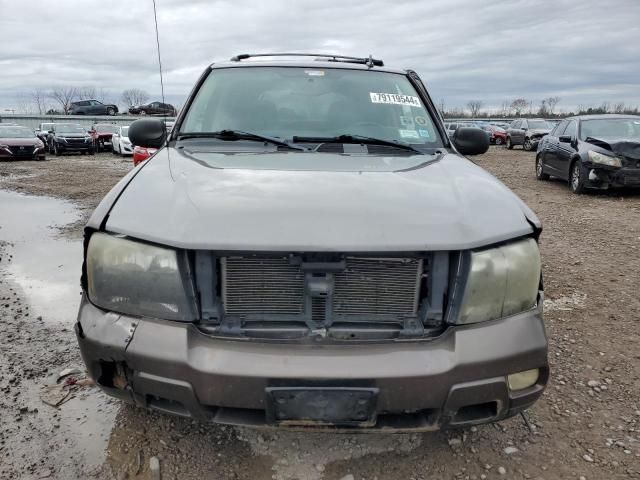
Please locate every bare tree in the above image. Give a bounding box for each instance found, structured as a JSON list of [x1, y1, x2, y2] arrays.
[[50, 86, 78, 114], [96, 88, 111, 104], [537, 99, 548, 117], [121, 88, 150, 107], [29, 88, 49, 114], [545, 96, 560, 115], [466, 100, 483, 118], [77, 86, 97, 100], [613, 102, 626, 114], [510, 98, 529, 116]]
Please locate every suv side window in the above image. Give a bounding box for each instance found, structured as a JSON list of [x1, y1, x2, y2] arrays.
[[521, 120, 528, 130], [564, 120, 577, 138], [511, 120, 521, 129]]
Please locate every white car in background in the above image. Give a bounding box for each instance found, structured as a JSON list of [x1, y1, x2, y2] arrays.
[[111, 126, 132, 156]]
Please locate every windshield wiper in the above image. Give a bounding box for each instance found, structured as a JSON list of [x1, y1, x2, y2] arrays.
[[292, 134, 424, 154], [177, 130, 306, 151]]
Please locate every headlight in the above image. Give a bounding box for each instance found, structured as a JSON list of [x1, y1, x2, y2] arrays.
[[455, 238, 541, 324], [86, 233, 196, 321], [588, 150, 622, 167]]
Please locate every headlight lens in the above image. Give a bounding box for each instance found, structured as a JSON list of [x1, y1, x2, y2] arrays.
[[456, 238, 541, 324], [588, 150, 622, 167], [86, 233, 195, 321], [508, 369, 539, 391]]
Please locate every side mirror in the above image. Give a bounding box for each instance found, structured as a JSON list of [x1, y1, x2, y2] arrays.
[[48, 130, 54, 134], [452, 127, 490, 156], [559, 135, 572, 143], [128, 118, 167, 148]]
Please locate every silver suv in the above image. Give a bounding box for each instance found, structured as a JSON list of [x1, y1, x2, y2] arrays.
[[76, 53, 547, 431]]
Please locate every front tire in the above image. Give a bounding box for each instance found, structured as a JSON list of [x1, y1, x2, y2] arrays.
[[54, 143, 61, 156], [536, 155, 550, 180], [523, 137, 534, 151], [506, 137, 513, 150], [495, 137, 504, 145], [570, 159, 587, 194], [107, 107, 116, 116], [139, 110, 147, 115]]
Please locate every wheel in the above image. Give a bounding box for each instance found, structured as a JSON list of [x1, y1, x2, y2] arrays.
[[495, 137, 504, 145], [139, 110, 147, 115], [569, 159, 587, 194], [506, 137, 513, 150], [107, 107, 116, 116], [54, 143, 61, 156], [536, 155, 550, 180], [523, 137, 534, 151]]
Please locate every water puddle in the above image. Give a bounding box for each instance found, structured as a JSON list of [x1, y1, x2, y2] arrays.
[[1, 188, 119, 476], [0, 189, 83, 324]]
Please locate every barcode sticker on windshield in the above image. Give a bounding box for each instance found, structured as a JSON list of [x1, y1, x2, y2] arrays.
[[370, 92, 421, 107]]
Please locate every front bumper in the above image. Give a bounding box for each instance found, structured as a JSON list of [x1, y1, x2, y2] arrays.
[[588, 165, 640, 188], [55, 141, 93, 152], [76, 297, 548, 431]]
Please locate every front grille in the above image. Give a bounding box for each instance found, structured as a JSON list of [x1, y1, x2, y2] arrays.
[[333, 257, 422, 317], [221, 257, 305, 315], [221, 255, 423, 321], [9, 146, 34, 156]]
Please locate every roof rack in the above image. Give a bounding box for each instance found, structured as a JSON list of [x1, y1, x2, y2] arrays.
[[229, 53, 384, 68]]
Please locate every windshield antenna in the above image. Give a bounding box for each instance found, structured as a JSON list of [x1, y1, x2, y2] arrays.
[[152, 0, 166, 108]]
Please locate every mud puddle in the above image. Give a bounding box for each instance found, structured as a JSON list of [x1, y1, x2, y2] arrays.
[[0, 189, 119, 479], [0, 189, 83, 324]]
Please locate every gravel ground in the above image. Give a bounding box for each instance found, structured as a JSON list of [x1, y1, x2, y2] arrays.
[[1, 148, 639, 480]]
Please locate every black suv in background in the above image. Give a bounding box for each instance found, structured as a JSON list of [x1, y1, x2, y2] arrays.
[[128, 102, 177, 116], [48, 123, 95, 155], [506, 119, 551, 151], [69, 100, 118, 116]]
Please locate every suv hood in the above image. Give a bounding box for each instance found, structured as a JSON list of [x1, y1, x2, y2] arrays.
[[102, 149, 537, 251]]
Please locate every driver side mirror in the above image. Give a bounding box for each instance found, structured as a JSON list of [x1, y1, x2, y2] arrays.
[[128, 118, 167, 149], [559, 135, 572, 143], [452, 127, 490, 156]]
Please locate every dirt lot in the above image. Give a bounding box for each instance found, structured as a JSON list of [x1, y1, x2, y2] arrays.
[[1, 148, 639, 480]]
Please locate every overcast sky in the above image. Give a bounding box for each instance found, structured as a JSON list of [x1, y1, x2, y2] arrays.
[[1, 0, 639, 114]]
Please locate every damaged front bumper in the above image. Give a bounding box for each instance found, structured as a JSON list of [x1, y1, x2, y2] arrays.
[[76, 295, 548, 432], [587, 165, 640, 188]]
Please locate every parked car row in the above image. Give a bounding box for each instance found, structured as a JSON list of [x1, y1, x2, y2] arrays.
[[444, 121, 507, 145], [65, 99, 177, 117]]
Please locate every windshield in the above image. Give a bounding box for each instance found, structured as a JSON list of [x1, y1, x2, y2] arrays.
[[0, 126, 34, 138], [528, 120, 550, 129], [57, 124, 86, 134], [580, 118, 640, 140], [121, 127, 129, 137], [94, 124, 118, 133], [180, 67, 443, 147]]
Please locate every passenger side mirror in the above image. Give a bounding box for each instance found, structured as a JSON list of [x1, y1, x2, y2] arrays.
[[128, 118, 167, 149], [452, 127, 490, 156], [48, 130, 54, 134], [559, 135, 572, 143]]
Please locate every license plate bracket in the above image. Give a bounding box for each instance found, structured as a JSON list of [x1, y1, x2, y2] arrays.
[[265, 387, 378, 427]]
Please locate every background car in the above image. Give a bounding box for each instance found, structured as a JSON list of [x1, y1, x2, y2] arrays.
[[132, 145, 157, 166], [69, 99, 118, 116], [35, 122, 55, 150], [0, 125, 46, 161], [506, 119, 551, 151], [478, 124, 507, 145], [48, 123, 94, 156], [90, 123, 119, 152], [111, 125, 132, 156], [128, 101, 177, 116], [536, 114, 640, 193]]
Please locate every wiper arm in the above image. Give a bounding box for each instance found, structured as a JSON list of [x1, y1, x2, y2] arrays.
[[177, 130, 306, 151], [292, 134, 424, 154]]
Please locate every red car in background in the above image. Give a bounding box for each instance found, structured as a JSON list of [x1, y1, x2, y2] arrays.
[[132, 145, 157, 166], [479, 124, 507, 145], [90, 124, 119, 152]]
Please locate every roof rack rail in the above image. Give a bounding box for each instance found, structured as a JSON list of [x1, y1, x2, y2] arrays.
[[229, 53, 384, 68]]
